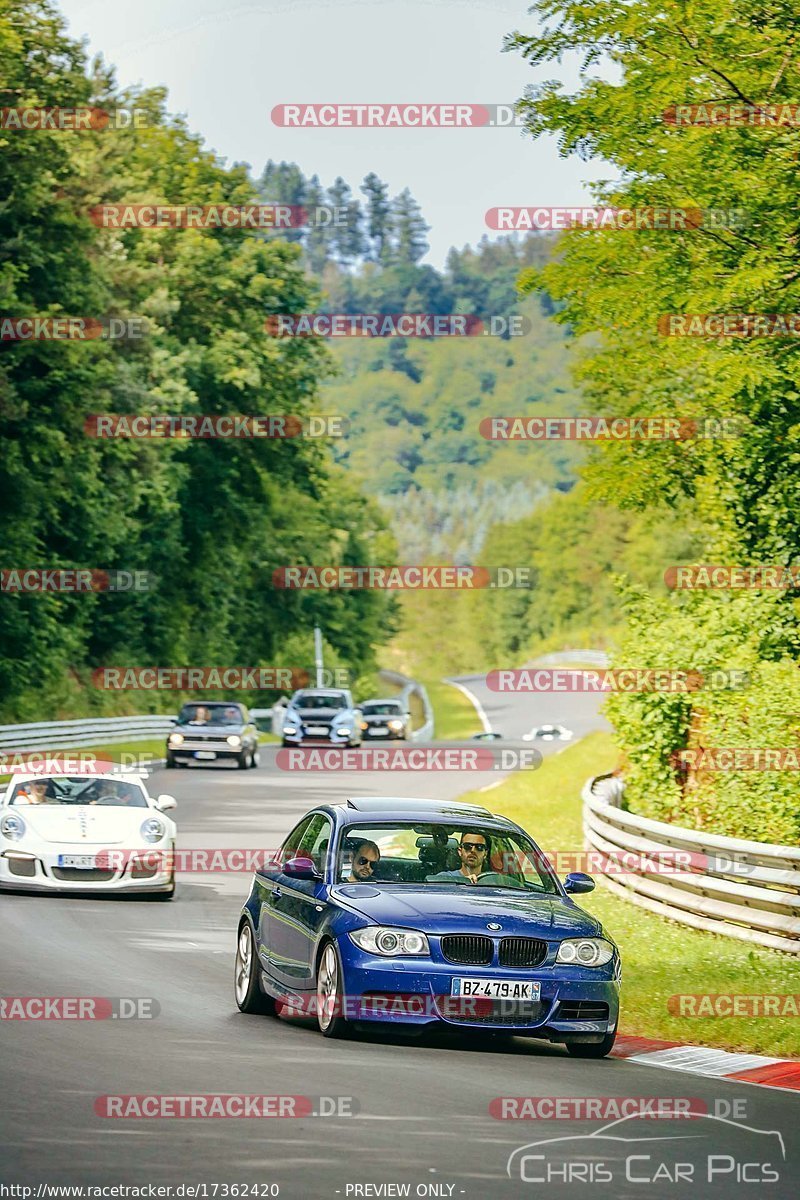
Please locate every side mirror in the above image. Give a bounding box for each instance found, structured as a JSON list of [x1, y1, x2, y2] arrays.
[[564, 872, 595, 895], [283, 855, 321, 881], [155, 794, 177, 811]]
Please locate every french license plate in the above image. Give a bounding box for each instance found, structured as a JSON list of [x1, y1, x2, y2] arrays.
[[306, 726, 329, 735], [58, 854, 96, 869], [450, 978, 540, 1001], [195, 750, 216, 759], [370, 726, 389, 735]]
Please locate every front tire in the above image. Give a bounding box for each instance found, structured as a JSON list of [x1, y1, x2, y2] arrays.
[[165, 751, 175, 769], [237, 749, 250, 769], [316, 941, 349, 1038], [566, 1033, 616, 1058], [235, 922, 276, 1015]]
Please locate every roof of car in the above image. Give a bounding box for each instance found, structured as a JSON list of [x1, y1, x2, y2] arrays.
[[345, 796, 494, 816]]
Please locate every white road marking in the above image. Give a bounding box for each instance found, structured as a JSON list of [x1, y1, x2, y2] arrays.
[[445, 678, 491, 732]]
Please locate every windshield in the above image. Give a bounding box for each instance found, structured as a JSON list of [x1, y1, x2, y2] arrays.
[[336, 823, 558, 892], [9, 777, 147, 807], [295, 693, 347, 710], [362, 702, 402, 716], [177, 704, 243, 726]]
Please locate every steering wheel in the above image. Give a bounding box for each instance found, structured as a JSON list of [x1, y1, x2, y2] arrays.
[[473, 871, 524, 888]]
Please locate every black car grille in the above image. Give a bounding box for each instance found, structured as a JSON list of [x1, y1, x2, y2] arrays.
[[499, 937, 548, 968], [557, 1001, 610, 1021], [440, 934, 493, 965], [7, 857, 37, 878], [436, 997, 546, 1026], [51, 867, 116, 882]]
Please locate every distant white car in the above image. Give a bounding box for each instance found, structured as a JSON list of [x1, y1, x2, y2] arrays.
[[0, 771, 177, 898], [526, 724, 574, 742]]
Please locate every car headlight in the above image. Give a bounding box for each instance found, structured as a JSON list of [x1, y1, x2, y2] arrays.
[[1, 812, 26, 841], [388, 720, 404, 731], [226, 735, 242, 747], [336, 727, 352, 736], [359, 721, 368, 730], [168, 732, 184, 746], [282, 724, 297, 735], [555, 938, 614, 967], [349, 926, 430, 956], [140, 817, 166, 843]]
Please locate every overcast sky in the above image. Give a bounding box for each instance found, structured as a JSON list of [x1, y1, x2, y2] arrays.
[[56, 0, 610, 266]]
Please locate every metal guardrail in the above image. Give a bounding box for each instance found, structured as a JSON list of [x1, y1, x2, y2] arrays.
[[0, 715, 176, 753], [378, 670, 434, 741], [582, 774, 800, 955]]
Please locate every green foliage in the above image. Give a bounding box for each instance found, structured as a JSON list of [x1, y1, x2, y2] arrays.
[[0, 1, 397, 722], [504, 0, 800, 842]]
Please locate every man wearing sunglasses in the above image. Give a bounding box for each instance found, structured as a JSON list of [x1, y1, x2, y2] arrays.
[[426, 831, 492, 884], [347, 840, 381, 883]]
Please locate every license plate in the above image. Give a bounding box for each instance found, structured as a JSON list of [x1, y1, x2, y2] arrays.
[[370, 726, 389, 735], [195, 750, 216, 759], [58, 854, 96, 869], [306, 726, 328, 735], [450, 978, 540, 1000]]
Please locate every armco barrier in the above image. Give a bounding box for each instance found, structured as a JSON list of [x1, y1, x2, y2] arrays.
[[378, 670, 434, 741], [582, 775, 800, 955], [0, 715, 176, 754]]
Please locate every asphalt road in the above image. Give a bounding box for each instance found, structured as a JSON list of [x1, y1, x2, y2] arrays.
[[2, 680, 798, 1199]]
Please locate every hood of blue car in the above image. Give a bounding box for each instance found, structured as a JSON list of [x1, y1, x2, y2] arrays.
[[333, 884, 601, 938]]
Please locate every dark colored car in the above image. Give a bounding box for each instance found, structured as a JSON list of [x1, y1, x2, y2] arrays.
[[166, 701, 259, 769], [359, 698, 412, 741], [234, 797, 620, 1053]]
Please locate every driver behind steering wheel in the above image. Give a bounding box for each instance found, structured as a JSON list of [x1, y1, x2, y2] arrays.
[[426, 830, 491, 884]]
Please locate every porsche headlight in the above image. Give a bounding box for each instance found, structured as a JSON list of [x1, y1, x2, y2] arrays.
[[349, 926, 430, 956], [168, 732, 184, 746], [1, 812, 26, 841], [140, 817, 166, 844], [226, 735, 242, 747], [555, 938, 614, 967]]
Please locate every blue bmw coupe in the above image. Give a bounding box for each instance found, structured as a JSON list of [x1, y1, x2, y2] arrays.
[[234, 797, 620, 1055]]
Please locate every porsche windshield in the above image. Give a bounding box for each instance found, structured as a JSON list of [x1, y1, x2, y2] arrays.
[[9, 777, 147, 807], [336, 823, 558, 892]]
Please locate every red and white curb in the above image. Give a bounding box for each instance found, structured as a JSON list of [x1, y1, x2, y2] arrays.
[[612, 1035, 800, 1093]]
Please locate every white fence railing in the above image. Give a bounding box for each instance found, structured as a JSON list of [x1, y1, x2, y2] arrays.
[[582, 775, 800, 955], [378, 670, 434, 741], [0, 715, 176, 754]]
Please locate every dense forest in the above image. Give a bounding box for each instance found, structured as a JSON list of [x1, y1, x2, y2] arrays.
[[0, 3, 397, 721]]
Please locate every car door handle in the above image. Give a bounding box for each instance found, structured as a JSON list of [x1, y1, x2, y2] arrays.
[[271, 887, 282, 901]]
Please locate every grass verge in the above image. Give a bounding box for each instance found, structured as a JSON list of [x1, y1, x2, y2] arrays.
[[426, 678, 485, 739], [463, 731, 799, 1058]]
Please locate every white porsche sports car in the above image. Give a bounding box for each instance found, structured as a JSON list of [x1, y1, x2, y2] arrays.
[[0, 771, 177, 898]]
